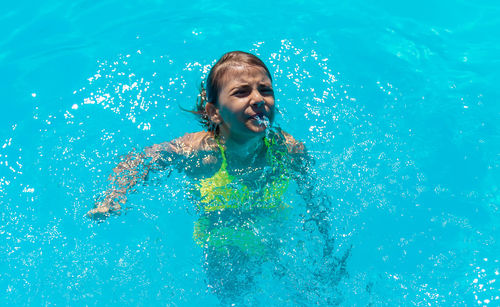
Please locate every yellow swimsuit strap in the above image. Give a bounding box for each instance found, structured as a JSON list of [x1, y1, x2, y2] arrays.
[[209, 136, 269, 185], [215, 138, 229, 171], [198, 135, 290, 211], [196, 138, 238, 209], [209, 136, 279, 184]]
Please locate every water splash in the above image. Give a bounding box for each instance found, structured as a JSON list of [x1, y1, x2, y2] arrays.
[[256, 115, 271, 140], [255, 115, 270, 128]]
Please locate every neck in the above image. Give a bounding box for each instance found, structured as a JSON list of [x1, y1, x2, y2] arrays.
[[217, 129, 266, 160]]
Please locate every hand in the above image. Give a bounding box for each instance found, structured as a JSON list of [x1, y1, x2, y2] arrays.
[[86, 202, 122, 220]]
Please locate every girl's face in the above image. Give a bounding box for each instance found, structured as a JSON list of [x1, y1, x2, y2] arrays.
[[209, 65, 275, 142]]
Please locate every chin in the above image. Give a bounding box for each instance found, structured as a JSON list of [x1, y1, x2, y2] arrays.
[[246, 124, 268, 134], [247, 119, 272, 133]]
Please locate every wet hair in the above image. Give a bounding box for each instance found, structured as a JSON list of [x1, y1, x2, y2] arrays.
[[191, 51, 272, 133]]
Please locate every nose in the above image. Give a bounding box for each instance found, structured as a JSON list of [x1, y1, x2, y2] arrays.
[[253, 100, 265, 107], [250, 89, 265, 107]]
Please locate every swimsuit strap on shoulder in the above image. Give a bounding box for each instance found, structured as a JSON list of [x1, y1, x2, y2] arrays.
[[214, 137, 228, 170], [198, 135, 288, 209]]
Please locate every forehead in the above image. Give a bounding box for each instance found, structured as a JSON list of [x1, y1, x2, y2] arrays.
[[220, 65, 271, 88]]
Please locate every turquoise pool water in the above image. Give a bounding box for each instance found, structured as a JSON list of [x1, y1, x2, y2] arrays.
[[1, 0, 499, 305]]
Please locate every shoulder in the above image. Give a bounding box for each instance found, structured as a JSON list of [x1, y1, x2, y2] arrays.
[[145, 131, 217, 158], [273, 128, 305, 154], [173, 131, 218, 154], [272, 129, 312, 173]]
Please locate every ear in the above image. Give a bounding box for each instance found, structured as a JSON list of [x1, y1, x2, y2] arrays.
[[205, 103, 222, 124]]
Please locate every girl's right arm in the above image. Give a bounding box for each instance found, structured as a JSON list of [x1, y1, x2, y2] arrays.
[[86, 132, 215, 220], [86, 141, 182, 219]]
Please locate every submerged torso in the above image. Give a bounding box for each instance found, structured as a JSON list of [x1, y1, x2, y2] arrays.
[[194, 134, 294, 256]]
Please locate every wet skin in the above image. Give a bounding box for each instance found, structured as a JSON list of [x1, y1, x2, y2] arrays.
[[206, 65, 275, 147]]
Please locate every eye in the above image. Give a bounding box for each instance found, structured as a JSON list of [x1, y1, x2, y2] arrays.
[[232, 87, 251, 97], [260, 86, 274, 95]]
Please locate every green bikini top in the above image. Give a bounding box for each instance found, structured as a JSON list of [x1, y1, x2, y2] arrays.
[[197, 136, 290, 212]]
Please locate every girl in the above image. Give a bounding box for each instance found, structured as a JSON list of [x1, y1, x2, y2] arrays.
[[87, 51, 304, 217], [88, 51, 341, 303]]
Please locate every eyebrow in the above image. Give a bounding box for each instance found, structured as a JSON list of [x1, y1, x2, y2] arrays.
[[229, 82, 272, 91], [228, 84, 246, 92]]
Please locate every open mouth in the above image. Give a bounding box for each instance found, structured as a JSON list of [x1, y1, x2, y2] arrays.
[[249, 113, 265, 120], [249, 113, 270, 127]]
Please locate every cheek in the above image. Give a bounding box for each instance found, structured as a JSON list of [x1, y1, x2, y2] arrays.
[[220, 105, 243, 124], [268, 103, 276, 122], [222, 100, 245, 114], [268, 100, 276, 111]]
